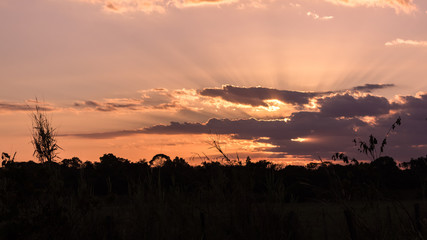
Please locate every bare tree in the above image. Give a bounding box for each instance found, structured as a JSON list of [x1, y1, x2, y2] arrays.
[[210, 139, 231, 162], [208, 134, 243, 165], [31, 103, 61, 163]]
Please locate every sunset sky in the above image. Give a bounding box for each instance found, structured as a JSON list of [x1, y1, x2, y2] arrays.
[[1, 0, 426, 164]]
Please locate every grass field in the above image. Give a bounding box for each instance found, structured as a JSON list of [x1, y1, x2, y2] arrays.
[[1, 154, 427, 239]]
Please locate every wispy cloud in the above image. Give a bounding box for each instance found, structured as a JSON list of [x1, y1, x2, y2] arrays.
[[77, 0, 417, 13], [73, 98, 177, 112], [385, 38, 427, 47], [352, 83, 395, 92], [306, 11, 334, 20], [289, 3, 301, 8], [0, 102, 32, 112], [324, 0, 416, 14], [0, 100, 55, 113], [181, 0, 238, 8], [80, 0, 250, 13]]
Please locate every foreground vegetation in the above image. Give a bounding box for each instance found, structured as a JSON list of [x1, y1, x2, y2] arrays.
[[1, 154, 427, 239]]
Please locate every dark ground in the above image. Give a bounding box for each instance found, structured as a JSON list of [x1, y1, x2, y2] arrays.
[[1, 154, 427, 240]]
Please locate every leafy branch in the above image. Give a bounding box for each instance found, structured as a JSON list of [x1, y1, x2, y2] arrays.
[[353, 116, 401, 161], [332, 152, 358, 164]]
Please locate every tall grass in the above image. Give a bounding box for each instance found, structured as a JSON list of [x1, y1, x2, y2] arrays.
[[0, 154, 426, 239]]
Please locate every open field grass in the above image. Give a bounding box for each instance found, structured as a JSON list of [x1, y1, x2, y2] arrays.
[[1, 154, 427, 239]]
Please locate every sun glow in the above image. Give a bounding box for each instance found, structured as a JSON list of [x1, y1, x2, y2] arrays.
[[261, 99, 286, 112], [291, 137, 309, 142]]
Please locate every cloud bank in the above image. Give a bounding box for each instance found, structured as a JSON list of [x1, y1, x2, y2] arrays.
[[63, 84, 427, 162], [142, 93, 427, 160], [199, 85, 325, 107], [317, 94, 391, 117]]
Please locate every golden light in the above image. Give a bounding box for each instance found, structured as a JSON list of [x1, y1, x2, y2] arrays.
[[359, 116, 377, 126], [260, 99, 285, 112], [291, 137, 309, 142]]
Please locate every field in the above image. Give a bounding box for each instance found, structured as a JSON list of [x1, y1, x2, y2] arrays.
[[1, 154, 427, 239]]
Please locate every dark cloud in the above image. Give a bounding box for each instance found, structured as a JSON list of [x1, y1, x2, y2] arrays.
[[142, 113, 369, 158], [391, 93, 427, 119], [0, 102, 31, 111], [366, 113, 427, 161], [82, 101, 99, 107], [73, 88, 181, 112], [352, 83, 395, 92], [64, 89, 427, 162], [318, 94, 391, 117], [0, 101, 53, 112], [383, 93, 427, 160], [70, 112, 367, 158], [199, 84, 395, 108], [199, 85, 324, 107], [72, 84, 395, 113], [348, 92, 427, 161], [143, 110, 426, 161], [67, 112, 364, 138], [67, 100, 426, 162]]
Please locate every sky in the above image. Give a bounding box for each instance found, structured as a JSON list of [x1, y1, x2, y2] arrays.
[[1, 0, 427, 165]]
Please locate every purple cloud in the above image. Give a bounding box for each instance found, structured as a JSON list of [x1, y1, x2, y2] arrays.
[[0, 101, 54, 112], [199, 84, 395, 108], [318, 94, 391, 117], [352, 83, 395, 92], [199, 85, 324, 107], [63, 87, 427, 162]]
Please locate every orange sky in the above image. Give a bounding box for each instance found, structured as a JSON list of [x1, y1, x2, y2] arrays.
[[1, 0, 426, 164]]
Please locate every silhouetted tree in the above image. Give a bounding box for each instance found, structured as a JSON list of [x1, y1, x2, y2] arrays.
[[31, 103, 61, 162], [402, 156, 427, 199], [150, 153, 171, 166], [403, 156, 427, 171], [171, 156, 190, 168], [61, 157, 82, 168], [99, 153, 129, 166], [371, 156, 398, 171]]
